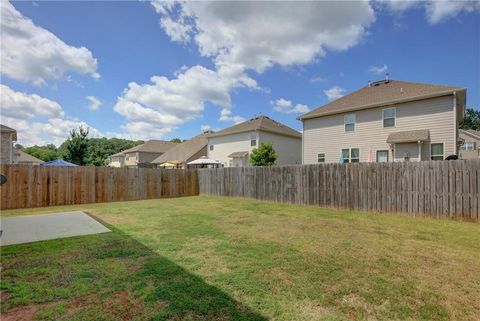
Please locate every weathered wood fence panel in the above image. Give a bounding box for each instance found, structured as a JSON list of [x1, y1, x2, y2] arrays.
[[198, 160, 480, 222], [0, 165, 199, 210]]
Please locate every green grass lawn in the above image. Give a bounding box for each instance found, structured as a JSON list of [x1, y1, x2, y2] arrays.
[[1, 196, 479, 321]]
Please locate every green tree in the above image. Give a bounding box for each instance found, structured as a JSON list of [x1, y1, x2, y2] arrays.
[[64, 126, 89, 165], [23, 145, 59, 162], [460, 108, 480, 130], [170, 138, 182, 143], [249, 142, 277, 166], [14, 143, 24, 150]]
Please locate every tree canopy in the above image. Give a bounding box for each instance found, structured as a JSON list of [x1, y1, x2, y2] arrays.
[[20, 126, 143, 166], [249, 142, 277, 166], [460, 108, 480, 131]]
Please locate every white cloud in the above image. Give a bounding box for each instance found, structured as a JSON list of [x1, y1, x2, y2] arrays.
[[324, 86, 346, 101], [379, 0, 480, 24], [114, 65, 253, 139], [369, 64, 388, 75], [0, 84, 102, 146], [0, 1, 99, 85], [0, 84, 64, 120], [271, 98, 310, 114], [310, 76, 327, 83], [219, 108, 245, 124], [145, 2, 377, 133], [86, 96, 102, 111], [152, 1, 375, 73]]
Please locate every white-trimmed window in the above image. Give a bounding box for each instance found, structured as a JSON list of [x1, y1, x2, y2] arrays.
[[430, 143, 444, 161], [251, 133, 257, 146], [460, 142, 476, 150], [341, 148, 360, 163], [317, 153, 325, 163], [376, 150, 389, 162], [344, 113, 355, 132], [383, 107, 396, 127], [209, 144, 214, 151]]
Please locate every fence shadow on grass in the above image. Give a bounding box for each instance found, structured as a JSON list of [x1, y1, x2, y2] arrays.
[[1, 223, 267, 321]]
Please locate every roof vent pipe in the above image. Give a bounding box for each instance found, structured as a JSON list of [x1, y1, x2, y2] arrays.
[[385, 73, 390, 84]]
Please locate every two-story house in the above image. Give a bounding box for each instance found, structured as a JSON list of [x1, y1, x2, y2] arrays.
[[299, 79, 466, 163], [207, 116, 302, 167], [459, 129, 480, 159], [1, 124, 17, 164], [108, 140, 178, 168]]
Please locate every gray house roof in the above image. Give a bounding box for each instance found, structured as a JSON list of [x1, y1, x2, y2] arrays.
[[1, 124, 17, 141], [299, 80, 465, 120], [14, 150, 44, 164], [386, 129, 430, 144], [109, 140, 177, 159], [152, 132, 213, 164], [209, 116, 301, 139]]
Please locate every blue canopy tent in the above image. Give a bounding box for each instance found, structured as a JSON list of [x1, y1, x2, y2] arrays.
[[41, 160, 78, 167]]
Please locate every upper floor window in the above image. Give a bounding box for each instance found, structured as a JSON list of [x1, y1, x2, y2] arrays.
[[341, 148, 359, 163], [383, 107, 396, 128], [209, 144, 214, 151], [251, 133, 257, 147], [460, 142, 476, 150], [431, 143, 444, 161], [382, 107, 397, 127], [317, 153, 325, 163], [344, 113, 355, 132]]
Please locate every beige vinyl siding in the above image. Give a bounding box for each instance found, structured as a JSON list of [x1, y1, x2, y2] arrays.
[[258, 131, 302, 165], [124, 152, 138, 167], [459, 131, 480, 159], [1, 132, 15, 164], [207, 131, 256, 167], [109, 156, 124, 168], [303, 95, 456, 164]]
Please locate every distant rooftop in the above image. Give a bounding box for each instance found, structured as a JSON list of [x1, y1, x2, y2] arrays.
[[209, 115, 301, 139]]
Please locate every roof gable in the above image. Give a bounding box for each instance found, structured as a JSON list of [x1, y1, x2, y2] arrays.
[[152, 132, 212, 164], [300, 80, 465, 120], [209, 116, 301, 139]]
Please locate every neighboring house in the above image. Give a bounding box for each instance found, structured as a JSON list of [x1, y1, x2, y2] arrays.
[[14, 150, 44, 165], [459, 129, 480, 159], [152, 131, 213, 169], [108, 151, 125, 168], [299, 79, 466, 163], [207, 116, 302, 167], [108, 140, 178, 168], [0, 124, 17, 164]]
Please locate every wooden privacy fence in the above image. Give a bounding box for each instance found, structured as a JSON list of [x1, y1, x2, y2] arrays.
[[0, 165, 199, 210], [198, 160, 480, 222]]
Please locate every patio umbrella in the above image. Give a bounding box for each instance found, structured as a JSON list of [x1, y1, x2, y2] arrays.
[[338, 152, 344, 164], [41, 159, 78, 167]]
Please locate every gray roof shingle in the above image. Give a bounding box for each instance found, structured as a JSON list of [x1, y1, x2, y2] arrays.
[[300, 80, 465, 120], [209, 116, 301, 139]]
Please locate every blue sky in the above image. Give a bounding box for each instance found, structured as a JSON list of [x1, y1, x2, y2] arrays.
[[1, 1, 479, 146]]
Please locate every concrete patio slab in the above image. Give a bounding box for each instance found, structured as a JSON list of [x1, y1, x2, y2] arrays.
[[0, 211, 110, 246]]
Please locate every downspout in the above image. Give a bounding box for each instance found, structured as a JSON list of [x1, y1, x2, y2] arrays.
[[453, 91, 457, 156], [301, 120, 304, 164]]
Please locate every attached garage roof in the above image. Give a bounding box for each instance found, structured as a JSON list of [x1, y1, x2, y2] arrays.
[[386, 129, 430, 144]]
